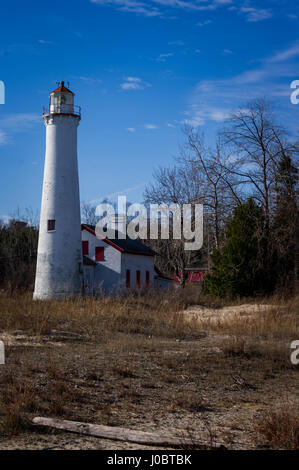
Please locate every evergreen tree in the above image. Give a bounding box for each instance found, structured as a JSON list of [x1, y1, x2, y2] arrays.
[[0, 220, 38, 291], [204, 199, 264, 298]]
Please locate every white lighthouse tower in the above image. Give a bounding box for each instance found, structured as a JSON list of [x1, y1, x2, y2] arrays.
[[33, 82, 82, 300]]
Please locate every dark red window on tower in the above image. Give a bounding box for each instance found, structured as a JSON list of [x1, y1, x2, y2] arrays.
[[136, 270, 141, 288], [47, 219, 56, 231], [126, 270, 131, 288], [82, 241, 89, 256], [95, 246, 104, 261], [146, 271, 150, 287]]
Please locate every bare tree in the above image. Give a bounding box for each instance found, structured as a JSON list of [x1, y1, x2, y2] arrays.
[[221, 98, 293, 235], [180, 127, 242, 249], [144, 127, 244, 280], [144, 166, 185, 206], [81, 202, 98, 226], [144, 166, 202, 286]]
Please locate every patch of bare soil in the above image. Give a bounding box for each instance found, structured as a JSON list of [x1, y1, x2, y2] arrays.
[[183, 303, 277, 323]]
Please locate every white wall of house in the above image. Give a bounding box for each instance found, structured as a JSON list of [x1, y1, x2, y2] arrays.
[[121, 253, 155, 289], [82, 228, 155, 294], [82, 229, 122, 293]]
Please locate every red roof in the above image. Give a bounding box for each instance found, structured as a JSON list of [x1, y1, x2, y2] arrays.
[[51, 81, 74, 95]]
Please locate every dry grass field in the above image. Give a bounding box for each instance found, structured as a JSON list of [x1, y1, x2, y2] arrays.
[[0, 289, 298, 450]]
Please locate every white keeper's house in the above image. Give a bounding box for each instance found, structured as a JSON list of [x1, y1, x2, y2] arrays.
[[82, 224, 157, 295]]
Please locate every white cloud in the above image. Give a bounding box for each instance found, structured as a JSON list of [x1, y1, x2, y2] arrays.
[[0, 130, 8, 145], [269, 40, 299, 63], [0, 113, 40, 144], [182, 106, 231, 126], [121, 82, 140, 89], [185, 40, 299, 127], [38, 39, 56, 45], [223, 49, 233, 54], [156, 52, 174, 62], [0, 113, 40, 130], [208, 108, 231, 121], [196, 20, 212, 26], [182, 115, 205, 127], [91, 0, 234, 17], [90, 0, 276, 24], [76, 76, 102, 84], [120, 76, 150, 90], [90, 0, 160, 17], [240, 7, 272, 22], [144, 124, 158, 129], [154, 0, 232, 7], [126, 127, 136, 132], [90, 182, 147, 204]]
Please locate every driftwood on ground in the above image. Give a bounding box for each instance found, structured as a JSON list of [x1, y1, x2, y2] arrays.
[[33, 417, 223, 449]]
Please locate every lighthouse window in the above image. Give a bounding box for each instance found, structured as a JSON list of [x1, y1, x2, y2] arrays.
[[47, 220, 56, 231], [95, 246, 104, 261]]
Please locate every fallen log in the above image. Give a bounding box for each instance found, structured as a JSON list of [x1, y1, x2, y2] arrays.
[[32, 417, 221, 449]]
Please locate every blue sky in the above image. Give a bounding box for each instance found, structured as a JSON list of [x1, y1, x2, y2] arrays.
[[0, 0, 298, 221]]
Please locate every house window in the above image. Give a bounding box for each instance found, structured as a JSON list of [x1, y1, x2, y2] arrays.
[[146, 271, 150, 287], [126, 269, 131, 288], [95, 246, 104, 261], [82, 241, 89, 255], [136, 270, 141, 288], [47, 219, 56, 231]]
